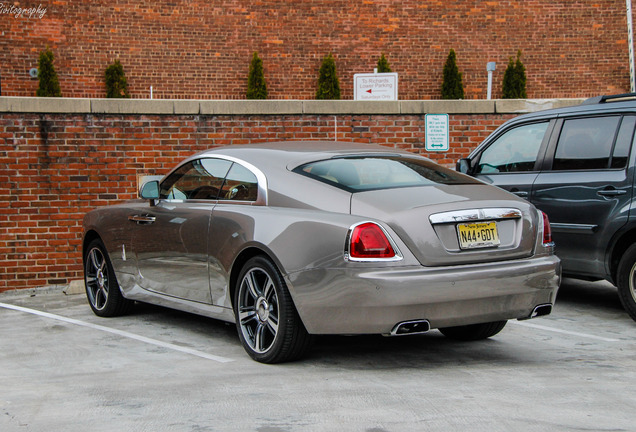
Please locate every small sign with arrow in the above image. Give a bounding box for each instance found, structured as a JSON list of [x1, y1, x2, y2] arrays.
[[425, 114, 449, 152], [354, 73, 398, 101]]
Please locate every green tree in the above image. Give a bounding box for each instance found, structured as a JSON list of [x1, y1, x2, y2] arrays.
[[377, 53, 392, 73], [502, 50, 527, 99], [105, 59, 130, 98], [441, 49, 464, 99], [316, 53, 341, 100], [246, 52, 268, 99], [36, 47, 61, 97]]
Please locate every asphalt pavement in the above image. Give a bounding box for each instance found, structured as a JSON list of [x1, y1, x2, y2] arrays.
[[1, 277, 635, 432]]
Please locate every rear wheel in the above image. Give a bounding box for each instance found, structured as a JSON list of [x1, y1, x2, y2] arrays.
[[439, 320, 507, 341], [84, 238, 132, 317], [234, 256, 312, 363], [615, 244, 636, 322]]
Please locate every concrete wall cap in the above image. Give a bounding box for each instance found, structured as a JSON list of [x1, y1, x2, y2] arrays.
[[0, 96, 585, 116]]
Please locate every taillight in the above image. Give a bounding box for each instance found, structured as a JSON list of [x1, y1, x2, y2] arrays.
[[348, 222, 398, 260], [542, 211, 553, 246]]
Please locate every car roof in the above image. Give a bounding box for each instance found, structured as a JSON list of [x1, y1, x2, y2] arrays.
[[507, 94, 636, 125], [188, 141, 421, 171]]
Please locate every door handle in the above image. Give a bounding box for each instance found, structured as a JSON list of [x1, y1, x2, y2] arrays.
[[128, 214, 156, 224], [509, 189, 529, 198], [597, 189, 627, 197]]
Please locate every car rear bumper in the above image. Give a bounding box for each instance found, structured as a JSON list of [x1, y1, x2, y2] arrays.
[[286, 255, 561, 335]]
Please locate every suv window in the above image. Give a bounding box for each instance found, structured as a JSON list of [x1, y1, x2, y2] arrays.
[[611, 116, 635, 168], [476, 122, 549, 174], [552, 116, 622, 170]]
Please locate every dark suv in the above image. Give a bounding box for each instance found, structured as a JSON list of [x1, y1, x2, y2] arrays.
[[458, 93, 636, 322]]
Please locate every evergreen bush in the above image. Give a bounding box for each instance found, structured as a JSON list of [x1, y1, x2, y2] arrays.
[[316, 53, 341, 100], [377, 53, 392, 73], [502, 50, 527, 99], [36, 47, 61, 97], [246, 52, 267, 99], [441, 49, 464, 99], [105, 59, 130, 98]]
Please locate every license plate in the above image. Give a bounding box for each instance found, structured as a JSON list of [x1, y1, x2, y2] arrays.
[[457, 221, 500, 249]]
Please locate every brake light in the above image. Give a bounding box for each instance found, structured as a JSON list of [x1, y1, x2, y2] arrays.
[[349, 222, 396, 259], [542, 211, 553, 246]]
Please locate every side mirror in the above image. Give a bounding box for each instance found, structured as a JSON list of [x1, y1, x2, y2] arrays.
[[140, 180, 160, 200], [456, 158, 471, 174]]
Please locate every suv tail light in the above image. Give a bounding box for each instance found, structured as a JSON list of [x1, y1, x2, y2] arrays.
[[347, 222, 402, 261], [542, 211, 554, 246]]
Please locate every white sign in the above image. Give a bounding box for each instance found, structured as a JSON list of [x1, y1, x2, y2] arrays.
[[425, 114, 449, 152], [354, 73, 398, 101]]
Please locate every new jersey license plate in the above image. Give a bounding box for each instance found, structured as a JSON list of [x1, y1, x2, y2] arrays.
[[457, 221, 500, 249]]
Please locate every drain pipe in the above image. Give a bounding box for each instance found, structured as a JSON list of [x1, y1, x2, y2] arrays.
[[628, 0, 635, 92]]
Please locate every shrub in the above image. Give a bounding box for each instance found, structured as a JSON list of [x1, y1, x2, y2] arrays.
[[246, 52, 268, 99], [377, 53, 392, 73], [316, 53, 341, 100], [502, 50, 527, 99], [105, 59, 130, 98], [441, 49, 464, 99], [36, 47, 61, 97]]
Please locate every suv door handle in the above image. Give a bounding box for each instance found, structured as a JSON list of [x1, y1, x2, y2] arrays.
[[597, 189, 627, 197], [509, 189, 529, 198], [128, 214, 156, 224]]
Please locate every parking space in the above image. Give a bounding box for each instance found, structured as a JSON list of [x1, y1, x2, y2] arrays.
[[1, 278, 635, 432]]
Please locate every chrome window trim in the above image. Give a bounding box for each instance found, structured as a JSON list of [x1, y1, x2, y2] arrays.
[[429, 208, 522, 225], [161, 154, 268, 206]]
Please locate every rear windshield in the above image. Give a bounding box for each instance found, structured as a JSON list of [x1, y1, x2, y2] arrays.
[[294, 156, 480, 192]]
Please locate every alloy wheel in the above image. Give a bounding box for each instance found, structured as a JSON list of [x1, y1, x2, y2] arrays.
[[85, 246, 109, 311], [237, 267, 280, 354]]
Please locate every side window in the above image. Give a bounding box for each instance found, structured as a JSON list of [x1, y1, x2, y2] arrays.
[[476, 122, 548, 174], [611, 116, 635, 169], [552, 116, 621, 171], [160, 158, 232, 200], [220, 163, 259, 201]]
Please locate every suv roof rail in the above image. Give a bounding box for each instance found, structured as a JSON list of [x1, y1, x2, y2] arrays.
[[580, 93, 636, 106]]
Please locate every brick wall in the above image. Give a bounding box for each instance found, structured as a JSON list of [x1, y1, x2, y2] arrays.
[[0, 0, 632, 100], [0, 103, 522, 290]]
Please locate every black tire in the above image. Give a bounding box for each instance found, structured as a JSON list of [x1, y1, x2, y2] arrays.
[[615, 243, 636, 322], [84, 238, 132, 317], [234, 256, 312, 363], [439, 320, 507, 341]]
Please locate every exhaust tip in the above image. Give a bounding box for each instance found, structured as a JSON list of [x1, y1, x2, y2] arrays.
[[531, 304, 553, 319], [390, 320, 430, 336]]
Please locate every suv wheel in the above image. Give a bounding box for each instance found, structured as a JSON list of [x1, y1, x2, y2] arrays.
[[616, 244, 636, 322]]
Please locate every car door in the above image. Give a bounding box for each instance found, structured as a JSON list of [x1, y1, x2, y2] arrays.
[[131, 158, 232, 303], [467, 120, 553, 199], [531, 115, 636, 277]]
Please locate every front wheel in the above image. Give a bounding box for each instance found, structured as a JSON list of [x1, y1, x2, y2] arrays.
[[615, 244, 636, 322], [234, 256, 312, 363], [439, 320, 507, 341]]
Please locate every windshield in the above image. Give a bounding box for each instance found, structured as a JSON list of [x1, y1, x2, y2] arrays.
[[294, 156, 479, 192]]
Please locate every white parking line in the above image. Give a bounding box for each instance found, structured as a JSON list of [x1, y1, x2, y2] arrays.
[[0, 302, 234, 363], [511, 320, 620, 342]]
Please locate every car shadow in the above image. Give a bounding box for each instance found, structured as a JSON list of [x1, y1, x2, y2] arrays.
[[125, 301, 536, 367], [556, 277, 624, 312], [302, 331, 550, 370]]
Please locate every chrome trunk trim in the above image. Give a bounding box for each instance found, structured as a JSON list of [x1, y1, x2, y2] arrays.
[[429, 208, 522, 225]]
